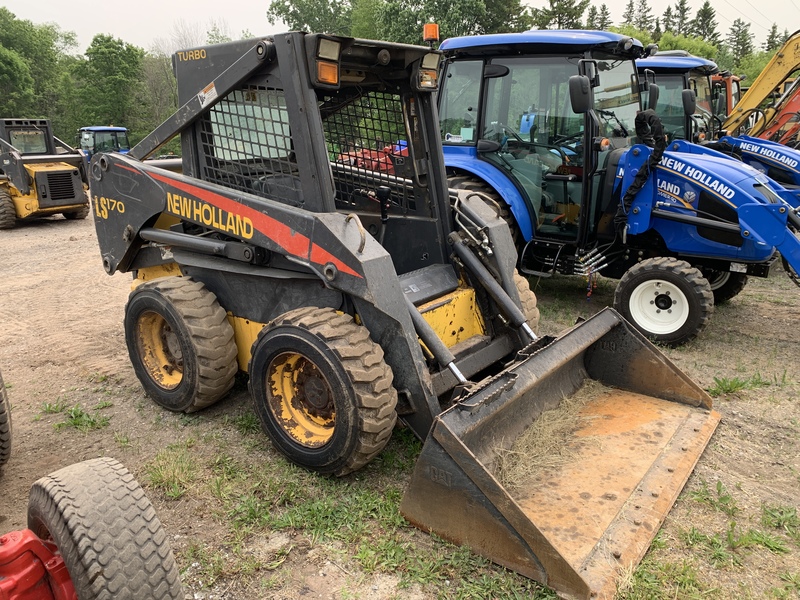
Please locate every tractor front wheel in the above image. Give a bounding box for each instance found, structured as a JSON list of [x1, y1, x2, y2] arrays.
[[124, 277, 238, 412], [0, 189, 15, 230], [449, 175, 523, 246], [614, 257, 714, 347], [249, 306, 397, 477], [0, 369, 11, 469], [27, 457, 184, 599]]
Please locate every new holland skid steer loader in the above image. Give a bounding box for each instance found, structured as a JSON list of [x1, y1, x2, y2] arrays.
[[90, 32, 720, 599], [0, 119, 90, 229]]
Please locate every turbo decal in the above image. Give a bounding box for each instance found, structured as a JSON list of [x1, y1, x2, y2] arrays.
[[166, 192, 253, 239]]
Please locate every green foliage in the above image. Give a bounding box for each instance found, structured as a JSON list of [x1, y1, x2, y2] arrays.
[[0, 45, 35, 115], [726, 18, 755, 68], [608, 25, 654, 46], [530, 0, 590, 30], [75, 35, 145, 128], [657, 32, 718, 60], [735, 50, 779, 85], [267, 0, 353, 35]]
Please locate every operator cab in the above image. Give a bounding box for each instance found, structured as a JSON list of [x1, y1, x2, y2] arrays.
[[439, 32, 648, 250], [636, 53, 717, 143]]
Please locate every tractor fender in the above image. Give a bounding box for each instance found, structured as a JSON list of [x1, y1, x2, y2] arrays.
[[444, 151, 536, 241]]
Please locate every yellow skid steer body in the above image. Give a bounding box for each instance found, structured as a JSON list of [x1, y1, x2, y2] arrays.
[[401, 308, 720, 600]]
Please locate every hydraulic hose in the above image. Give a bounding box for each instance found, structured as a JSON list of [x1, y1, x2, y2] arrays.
[[448, 233, 537, 343]]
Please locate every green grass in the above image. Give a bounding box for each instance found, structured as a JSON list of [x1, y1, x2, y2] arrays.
[[41, 399, 67, 414], [616, 558, 715, 600], [53, 404, 110, 431], [146, 441, 198, 500], [705, 371, 784, 397], [689, 480, 740, 516], [228, 412, 261, 435], [762, 504, 800, 544], [770, 572, 800, 598]]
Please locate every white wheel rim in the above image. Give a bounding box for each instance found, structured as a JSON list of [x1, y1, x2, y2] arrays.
[[628, 279, 690, 335]]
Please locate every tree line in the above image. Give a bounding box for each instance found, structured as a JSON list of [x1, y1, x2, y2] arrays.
[[0, 2, 787, 146]]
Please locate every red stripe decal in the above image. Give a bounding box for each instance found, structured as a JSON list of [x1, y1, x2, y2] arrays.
[[145, 169, 362, 278]]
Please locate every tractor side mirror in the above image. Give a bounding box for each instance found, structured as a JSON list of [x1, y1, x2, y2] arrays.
[[476, 139, 502, 153], [682, 89, 697, 116], [648, 83, 660, 112], [569, 75, 592, 114]]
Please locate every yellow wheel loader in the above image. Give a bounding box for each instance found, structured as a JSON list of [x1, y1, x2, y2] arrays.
[[90, 32, 720, 599], [0, 119, 89, 230]]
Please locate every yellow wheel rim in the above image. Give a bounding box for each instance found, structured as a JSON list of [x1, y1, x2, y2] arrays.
[[136, 311, 184, 389], [267, 352, 335, 448]]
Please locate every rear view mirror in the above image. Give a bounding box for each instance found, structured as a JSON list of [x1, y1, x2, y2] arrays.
[[569, 75, 592, 114], [682, 89, 697, 116]]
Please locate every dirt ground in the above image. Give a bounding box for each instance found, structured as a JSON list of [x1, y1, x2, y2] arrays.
[[1, 214, 799, 599]]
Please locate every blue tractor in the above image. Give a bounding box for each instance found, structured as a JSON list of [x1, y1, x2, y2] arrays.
[[77, 126, 130, 160], [438, 30, 800, 346], [636, 51, 800, 201]]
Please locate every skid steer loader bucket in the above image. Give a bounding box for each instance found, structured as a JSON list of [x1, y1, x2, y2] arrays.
[[401, 308, 720, 600]]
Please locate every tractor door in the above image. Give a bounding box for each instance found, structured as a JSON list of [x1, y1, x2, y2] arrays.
[[478, 56, 587, 241]]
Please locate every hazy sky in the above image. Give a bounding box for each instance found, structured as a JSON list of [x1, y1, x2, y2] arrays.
[[1, 0, 795, 53]]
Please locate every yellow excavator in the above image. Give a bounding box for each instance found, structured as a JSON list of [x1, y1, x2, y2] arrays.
[[721, 30, 800, 136]]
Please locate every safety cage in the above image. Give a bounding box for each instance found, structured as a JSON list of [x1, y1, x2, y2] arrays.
[[196, 80, 433, 220]]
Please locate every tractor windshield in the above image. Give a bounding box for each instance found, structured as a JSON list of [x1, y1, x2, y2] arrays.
[[646, 72, 713, 142]]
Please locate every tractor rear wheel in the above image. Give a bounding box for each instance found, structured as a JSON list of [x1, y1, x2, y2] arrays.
[[63, 204, 90, 220], [700, 267, 748, 304], [0, 189, 15, 230], [449, 175, 522, 246], [249, 306, 397, 477], [614, 257, 714, 347], [27, 457, 184, 599], [124, 277, 238, 412], [0, 369, 11, 468], [514, 271, 540, 331]]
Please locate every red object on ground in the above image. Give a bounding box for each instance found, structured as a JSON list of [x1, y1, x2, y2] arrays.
[[0, 529, 75, 600]]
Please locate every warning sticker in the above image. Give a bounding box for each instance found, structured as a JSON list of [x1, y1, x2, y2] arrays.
[[198, 82, 218, 107]]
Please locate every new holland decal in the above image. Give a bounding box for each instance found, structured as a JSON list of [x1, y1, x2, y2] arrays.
[[166, 192, 254, 239]]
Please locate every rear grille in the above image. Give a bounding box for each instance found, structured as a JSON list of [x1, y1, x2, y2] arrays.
[[47, 171, 80, 201], [34, 169, 83, 208]]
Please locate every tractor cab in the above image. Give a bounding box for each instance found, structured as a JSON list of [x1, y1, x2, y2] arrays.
[[439, 31, 655, 272]]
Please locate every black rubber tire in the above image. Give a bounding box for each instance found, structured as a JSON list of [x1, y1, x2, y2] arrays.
[[514, 271, 540, 331], [0, 369, 11, 468], [249, 306, 397, 477], [613, 257, 714, 347], [124, 277, 238, 412], [0, 188, 16, 230], [63, 204, 90, 220], [449, 174, 523, 246], [700, 268, 748, 304], [27, 457, 184, 600]]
